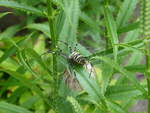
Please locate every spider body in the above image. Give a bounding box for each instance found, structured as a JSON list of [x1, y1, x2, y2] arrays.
[[42, 40, 95, 90], [68, 51, 86, 65]]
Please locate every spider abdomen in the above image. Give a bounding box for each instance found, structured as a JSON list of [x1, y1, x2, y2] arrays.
[[69, 51, 86, 65]]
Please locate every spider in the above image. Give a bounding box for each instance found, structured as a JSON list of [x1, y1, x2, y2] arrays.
[[43, 40, 96, 90]]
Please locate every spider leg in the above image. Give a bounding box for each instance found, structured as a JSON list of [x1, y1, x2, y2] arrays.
[[41, 49, 54, 56], [57, 40, 69, 47], [57, 40, 72, 52], [41, 47, 67, 57], [57, 40, 79, 53], [74, 43, 78, 51]]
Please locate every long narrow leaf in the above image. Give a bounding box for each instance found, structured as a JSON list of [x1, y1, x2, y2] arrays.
[[116, 0, 138, 29], [105, 85, 143, 100], [106, 100, 129, 113], [0, 101, 32, 113], [24, 48, 52, 76], [74, 66, 102, 103], [92, 56, 147, 94], [0, 1, 45, 16], [103, 6, 119, 62], [26, 23, 50, 37], [88, 37, 150, 58], [101, 63, 113, 95], [0, 68, 49, 105], [0, 25, 20, 40], [0, 12, 11, 18], [0, 38, 25, 63], [60, 0, 80, 45]]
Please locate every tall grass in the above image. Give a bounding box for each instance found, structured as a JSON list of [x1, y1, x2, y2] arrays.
[[0, 0, 149, 113]]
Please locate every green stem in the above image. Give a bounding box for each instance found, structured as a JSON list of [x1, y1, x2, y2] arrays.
[[146, 48, 150, 113], [144, 40, 150, 113], [47, 0, 58, 112], [47, 0, 57, 77], [140, 0, 150, 112], [147, 79, 150, 113], [47, 0, 58, 95]]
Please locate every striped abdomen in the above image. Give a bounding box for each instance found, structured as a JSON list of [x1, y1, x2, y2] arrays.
[[69, 51, 86, 65]]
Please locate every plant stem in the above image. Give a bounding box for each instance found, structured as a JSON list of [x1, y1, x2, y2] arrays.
[[140, 0, 150, 112], [144, 40, 150, 113], [47, 0, 58, 93], [147, 79, 150, 113]]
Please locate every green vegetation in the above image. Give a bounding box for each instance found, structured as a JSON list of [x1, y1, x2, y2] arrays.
[[0, 0, 149, 113]]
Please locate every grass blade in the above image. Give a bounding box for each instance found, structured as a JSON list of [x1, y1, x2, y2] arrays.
[[103, 6, 119, 62], [74, 66, 102, 103], [24, 48, 52, 76], [117, 22, 140, 34], [0, 68, 49, 105], [0, 12, 11, 18], [106, 100, 129, 113], [0, 25, 20, 40], [60, 0, 80, 45], [105, 85, 143, 100], [116, 0, 138, 29], [0, 101, 32, 113], [101, 63, 113, 95], [26, 23, 50, 37], [92, 56, 147, 94], [0, 38, 25, 64], [0, 1, 45, 16]]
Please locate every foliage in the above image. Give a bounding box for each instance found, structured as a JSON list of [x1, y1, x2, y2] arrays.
[[0, 0, 149, 113]]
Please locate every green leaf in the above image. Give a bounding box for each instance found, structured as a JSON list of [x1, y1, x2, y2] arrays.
[[105, 85, 143, 100], [76, 43, 91, 56], [80, 11, 100, 32], [55, 11, 66, 38], [17, 49, 40, 78], [24, 48, 52, 76], [0, 38, 26, 64], [0, 68, 36, 92], [127, 52, 143, 66], [26, 23, 50, 37], [123, 29, 140, 43], [74, 66, 102, 103], [92, 56, 147, 94], [88, 37, 150, 58], [130, 112, 146, 113], [103, 6, 119, 62], [0, 68, 49, 105], [59, 0, 80, 45], [116, 0, 138, 29], [101, 63, 113, 95], [106, 100, 129, 113], [0, 1, 45, 16], [7, 87, 27, 103], [0, 25, 20, 40], [0, 77, 21, 87], [0, 12, 11, 18], [21, 96, 40, 109], [125, 65, 145, 73], [0, 101, 32, 113], [117, 22, 140, 34]]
